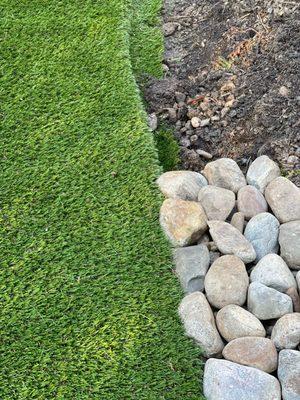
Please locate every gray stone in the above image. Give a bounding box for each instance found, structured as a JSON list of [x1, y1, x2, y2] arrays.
[[174, 244, 210, 293], [279, 221, 300, 270], [246, 155, 280, 193], [297, 271, 300, 292], [148, 113, 158, 131], [278, 349, 300, 400], [208, 220, 256, 263], [178, 292, 224, 357], [230, 212, 245, 233], [204, 255, 249, 309], [271, 313, 300, 350], [198, 185, 235, 221], [250, 254, 296, 292], [286, 287, 300, 313], [248, 282, 293, 320], [163, 22, 178, 36], [244, 213, 279, 261], [203, 359, 281, 400], [237, 185, 268, 220]]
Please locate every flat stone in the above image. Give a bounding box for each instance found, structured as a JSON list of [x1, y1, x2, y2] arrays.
[[160, 199, 207, 247], [279, 221, 300, 269], [248, 282, 293, 320], [222, 337, 278, 373], [278, 349, 300, 400], [265, 177, 300, 223], [250, 254, 296, 292], [271, 313, 300, 350], [203, 359, 281, 400], [198, 185, 235, 221], [157, 170, 207, 201], [246, 155, 280, 193], [208, 220, 256, 263], [174, 244, 210, 293], [244, 213, 279, 261], [216, 304, 266, 342], [204, 255, 249, 309], [230, 212, 245, 233], [178, 292, 224, 357], [237, 185, 268, 220], [202, 158, 246, 193]]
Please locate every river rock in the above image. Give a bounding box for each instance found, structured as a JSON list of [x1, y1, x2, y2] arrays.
[[208, 220, 256, 263], [198, 186, 235, 221], [246, 155, 280, 193], [160, 199, 207, 246], [271, 313, 300, 349], [279, 221, 300, 269], [222, 337, 278, 373], [237, 185, 268, 220], [203, 359, 281, 400], [216, 304, 266, 342], [202, 158, 246, 193], [174, 244, 210, 293], [157, 170, 207, 201], [265, 177, 300, 223], [250, 254, 296, 292], [204, 255, 249, 309], [297, 271, 300, 292], [248, 282, 293, 320], [286, 287, 300, 312], [278, 349, 300, 400], [230, 212, 245, 233], [178, 292, 224, 357]]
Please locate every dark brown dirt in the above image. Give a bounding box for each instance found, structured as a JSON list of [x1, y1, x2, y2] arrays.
[[144, 0, 300, 184]]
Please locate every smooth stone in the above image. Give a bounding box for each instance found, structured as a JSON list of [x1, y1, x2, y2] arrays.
[[203, 359, 281, 400], [278, 349, 300, 400], [265, 177, 300, 223], [250, 254, 297, 292], [222, 337, 278, 373], [208, 220, 256, 263], [237, 185, 268, 220], [160, 199, 207, 246], [246, 155, 280, 193], [230, 212, 245, 233], [271, 313, 300, 350], [279, 221, 300, 269], [286, 287, 300, 312], [244, 213, 279, 261], [216, 304, 266, 342], [198, 185, 235, 221], [174, 244, 210, 293], [178, 292, 224, 357], [297, 271, 300, 292], [202, 158, 246, 193], [204, 255, 249, 309], [157, 170, 207, 201], [248, 282, 293, 320]]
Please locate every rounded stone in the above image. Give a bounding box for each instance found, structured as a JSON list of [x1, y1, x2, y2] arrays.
[[216, 304, 266, 342], [278, 349, 300, 400], [204, 255, 249, 309], [286, 287, 300, 313], [230, 212, 245, 233], [198, 185, 235, 221], [246, 155, 280, 193], [279, 220, 300, 270], [271, 313, 300, 350], [237, 185, 268, 220], [297, 271, 300, 292]]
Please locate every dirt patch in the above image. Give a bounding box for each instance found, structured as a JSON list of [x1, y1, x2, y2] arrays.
[[143, 0, 300, 184]]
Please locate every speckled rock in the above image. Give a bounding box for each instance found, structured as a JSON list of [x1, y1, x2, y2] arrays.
[[279, 221, 300, 270], [271, 313, 300, 350], [278, 349, 300, 400], [237, 185, 268, 220], [198, 185, 235, 221], [230, 212, 245, 233], [246, 155, 280, 193]]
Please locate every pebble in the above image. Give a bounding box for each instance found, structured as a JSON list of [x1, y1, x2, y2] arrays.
[[178, 292, 224, 357], [208, 220, 256, 263], [198, 186, 235, 221], [237, 185, 268, 220], [216, 304, 266, 342], [191, 117, 201, 128], [205, 255, 249, 309], [148, 113, 158, 131], [230, 212, 245, 233], [279, 220, 300, 269], [200, 118, 210, 127], [175, 91, 186, 103], [246, 155, 280, 193], [196, 149, 213, 159], [271, 313, 300, 350], [163, 22, 178, 37], [278, 349, 300, 400]]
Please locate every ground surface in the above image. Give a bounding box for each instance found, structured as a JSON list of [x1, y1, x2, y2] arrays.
[[0, 1, 203, 398]]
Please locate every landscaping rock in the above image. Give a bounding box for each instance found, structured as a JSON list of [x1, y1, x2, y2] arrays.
[[271, 313, 300, 350], [286, 287, 300, 312], [204, 255, 249, 309], [278, 349, 300, 400], [244, 213, 279, 261], [248, 282, 293, 320], [178, 292, 224, 357], [157, 170, 207, 201], [198, 186, 235, 221], [230, 212, 245, 233], [279, 220, 300, 269], [250, 254, 296, 292], [265, 177, 300, 223], [202, 158, 246, 193], [208, 220, 256, 263], [297, 271, 300, 292], [174, 244, 210, 293], [246, 155, 280, 193], [237, 185, 268, 220], [222, 337, 278, 373], [160, 199, 207, 246], [216, 304, 266, 342], [203, 359, 281, 400]]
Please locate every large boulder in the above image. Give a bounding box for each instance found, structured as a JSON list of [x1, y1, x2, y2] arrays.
[[271, 313, 300, 350], [278, 349, 300, 400], [279, 220, 300, 270], [237, 185, 268, 220], [246, 155, 280, 193], [198, 185, 235, 221]]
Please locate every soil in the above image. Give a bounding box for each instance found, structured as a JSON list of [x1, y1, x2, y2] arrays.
[[143, 0, 300, 184]]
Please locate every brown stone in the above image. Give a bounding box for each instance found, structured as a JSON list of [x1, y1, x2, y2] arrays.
[[230, 212, 245, 233], [198, 185, 235, 221], [286, 287, 300, 312], [237, 185, 268, 220]]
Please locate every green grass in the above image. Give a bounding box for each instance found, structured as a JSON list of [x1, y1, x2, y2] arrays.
[[0, 0, 203, 398]]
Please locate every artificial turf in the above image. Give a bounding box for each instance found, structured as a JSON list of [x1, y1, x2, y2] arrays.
[[0, 0, 204, 398]]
